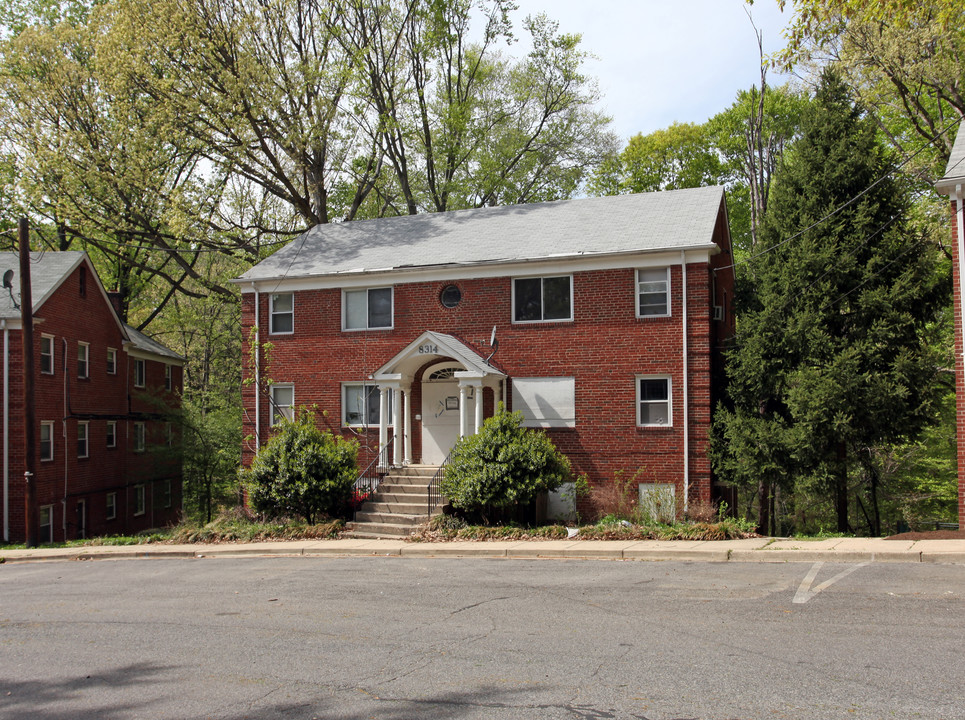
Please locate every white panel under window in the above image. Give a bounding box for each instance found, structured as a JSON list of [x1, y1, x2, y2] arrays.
[[639, 483, 676, 523], [512, 377, 575, 428]]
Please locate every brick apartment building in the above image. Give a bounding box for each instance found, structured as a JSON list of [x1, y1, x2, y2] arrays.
[[237, 186, 735, 517], [1, 251, 183, 543], [936, 121, 965, 527]]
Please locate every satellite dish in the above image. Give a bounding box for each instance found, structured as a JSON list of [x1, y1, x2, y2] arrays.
[[485, 325, 499, 366], [2, 269, 13, 289], [490, 325, 497, 347]]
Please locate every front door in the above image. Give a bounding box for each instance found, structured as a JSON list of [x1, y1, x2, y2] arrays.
[[421, 365, 473, 464]]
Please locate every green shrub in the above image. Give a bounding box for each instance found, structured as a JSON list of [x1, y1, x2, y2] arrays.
[[242, 411, 358, 522], [440, 406, 570, 515]]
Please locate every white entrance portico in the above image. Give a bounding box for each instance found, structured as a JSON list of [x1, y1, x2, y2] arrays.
[[371, 331, 504, 466]]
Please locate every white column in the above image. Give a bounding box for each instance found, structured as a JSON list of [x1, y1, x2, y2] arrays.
[[392, 387, 402, 465], [458, 384, 468, 437], [403, 386, 412, 465], [378, 386, 389, 452], [474, 385, 484, 434]]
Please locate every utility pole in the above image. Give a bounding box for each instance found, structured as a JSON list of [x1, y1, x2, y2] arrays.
[[19, 218, 37, 548]]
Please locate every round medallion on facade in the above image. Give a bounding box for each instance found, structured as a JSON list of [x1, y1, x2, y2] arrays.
[[440, 284, 462, 308]]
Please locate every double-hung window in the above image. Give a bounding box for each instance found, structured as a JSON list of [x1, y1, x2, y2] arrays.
[[270, 385, 295, 425], [343, 288, 393, 330], [40, 335, 54, 375], [270, 293, 294, 334], [39, 505, 54, 542], [637, 268, 670, 317], [106, 492, 117, 520], [164, 364, 172, 391], [513, 276, 572, 323], [107, 348, 117, 375], [107, 420, 117, 448], [134, 422, 146, 452], [134, 485, 146, 516], [78, 421, 89, 458], [343, 384, 390, 426], [134, 358, 146, 388], [78, 342, 89, 379], [637, 376, 672, 427], [40, 421, 54, 461]]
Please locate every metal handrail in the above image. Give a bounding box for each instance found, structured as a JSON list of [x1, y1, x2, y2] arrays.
[[353, 434, 394, 520], [427, 450, 452, 517]]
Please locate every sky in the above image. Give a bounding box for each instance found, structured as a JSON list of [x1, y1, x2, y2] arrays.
[[501, 0, 796, 143]]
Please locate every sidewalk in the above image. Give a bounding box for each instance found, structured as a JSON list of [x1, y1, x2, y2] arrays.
[[3, 536, 965, 564]]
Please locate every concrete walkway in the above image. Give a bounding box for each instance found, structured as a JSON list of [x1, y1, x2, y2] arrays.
[[2, 536, 965, 564]]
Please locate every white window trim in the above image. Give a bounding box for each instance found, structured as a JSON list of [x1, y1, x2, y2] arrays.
[[107, 347, 117, 375], [106, 420, 117, 448], [636, 267, 672, 319], [40, 421, 54, 461], [106, 492, 117, 520], [269, 292, 294, 335], [341, 287, 394, 332], [341, 382, 393, 427], [134, 358, 146, 388], [511, 275, 574, 324], [78, 342, 89, 379], [162, 478, 172, 508], [164, 364, 172, 391], [78, 421, 89, 459], [134, 422, 146, 452], [133, 484, 146, 516], [270, 384, 295, 425], [636, 375, 673, 427], [40, 334, 55, 375]]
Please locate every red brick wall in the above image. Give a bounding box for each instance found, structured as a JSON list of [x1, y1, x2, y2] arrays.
[[952, 200, 965, 527], [242, 260, 728, 508], [2, 260, 182, 543]]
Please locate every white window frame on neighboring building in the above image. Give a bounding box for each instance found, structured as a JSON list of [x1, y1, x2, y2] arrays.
[[134, 422, 146, 452], [636, 267, 671, 318], [512, 275, 574, 323], [133, 485, 146, 516], [636, 375, 672, 427], [106, 491, 117, 520], [342, 383, 392, 427], [77, 342, 89, 379], [270, 384, 295, 425], [77, 421, 89, 458], [107, 420, 117, 448], [134, 358, 146, 388], [342, 287, 394, 331], [270, 292, 294, 334], [40, 334, 54, 375], [40, 421, 54, 461], [107, 347, 117, 375]]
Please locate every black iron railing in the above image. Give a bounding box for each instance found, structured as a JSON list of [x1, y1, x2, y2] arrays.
[[353, 435, 393, 520], [427, 450, 452, 517]]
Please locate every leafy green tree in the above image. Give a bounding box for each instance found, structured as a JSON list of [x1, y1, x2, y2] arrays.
[[243, 411, 358, 523], [441, 406, 570, 517], [713, 69, 949, 534]]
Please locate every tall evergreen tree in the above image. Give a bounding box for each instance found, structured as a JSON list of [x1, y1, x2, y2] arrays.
[[713, 68, 948, 534]]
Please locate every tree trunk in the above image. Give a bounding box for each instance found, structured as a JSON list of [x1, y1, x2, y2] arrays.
[[757, 478, 771, 536], [836, 442, 849, 533]]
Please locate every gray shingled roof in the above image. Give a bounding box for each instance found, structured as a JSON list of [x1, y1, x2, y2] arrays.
[[937, 121, 965, 193], [0, 251, 86, 320], [124, 324, 184, 362], [237, 186, 726, 283]]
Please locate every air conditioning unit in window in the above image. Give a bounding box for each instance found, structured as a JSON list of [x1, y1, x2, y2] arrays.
[[713, 305, 725, 322]]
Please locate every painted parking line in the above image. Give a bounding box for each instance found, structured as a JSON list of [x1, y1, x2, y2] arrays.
[[792, 561, 869, 604]]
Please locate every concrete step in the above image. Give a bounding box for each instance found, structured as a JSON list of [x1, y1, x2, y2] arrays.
[[390, 465, 440, 477], [363, 501, 429, 515], [355, 511, 428, 524], [371, 491, 437, 504], [379, 475, 435, 487], [343, 521, 419, 538], [374, 484, 431, 497]]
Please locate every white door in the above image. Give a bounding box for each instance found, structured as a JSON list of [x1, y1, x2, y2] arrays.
[[422, 379, 461, 464]]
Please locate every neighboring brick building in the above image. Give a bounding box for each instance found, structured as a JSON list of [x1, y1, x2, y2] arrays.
[[237, 187, 735, 514], [936, 121, 965, 527], [1, 251, 183, 543]]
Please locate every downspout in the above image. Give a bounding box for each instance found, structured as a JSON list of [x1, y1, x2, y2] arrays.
[[680, 251, 690, 512], [2, 319, 8, 541], [62, 338, 68, 537], [955, 187, 965, 384], [252, 284, 261, 451]]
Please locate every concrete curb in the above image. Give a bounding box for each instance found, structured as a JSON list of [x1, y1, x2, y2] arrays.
[[2, 538, 964, 565]]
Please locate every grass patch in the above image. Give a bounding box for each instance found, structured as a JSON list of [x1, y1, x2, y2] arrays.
[[167, 509, 343, 543], [411, 513, 757, 542]]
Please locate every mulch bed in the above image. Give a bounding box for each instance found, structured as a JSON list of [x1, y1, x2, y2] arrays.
[[885, 529, 965, 540]]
